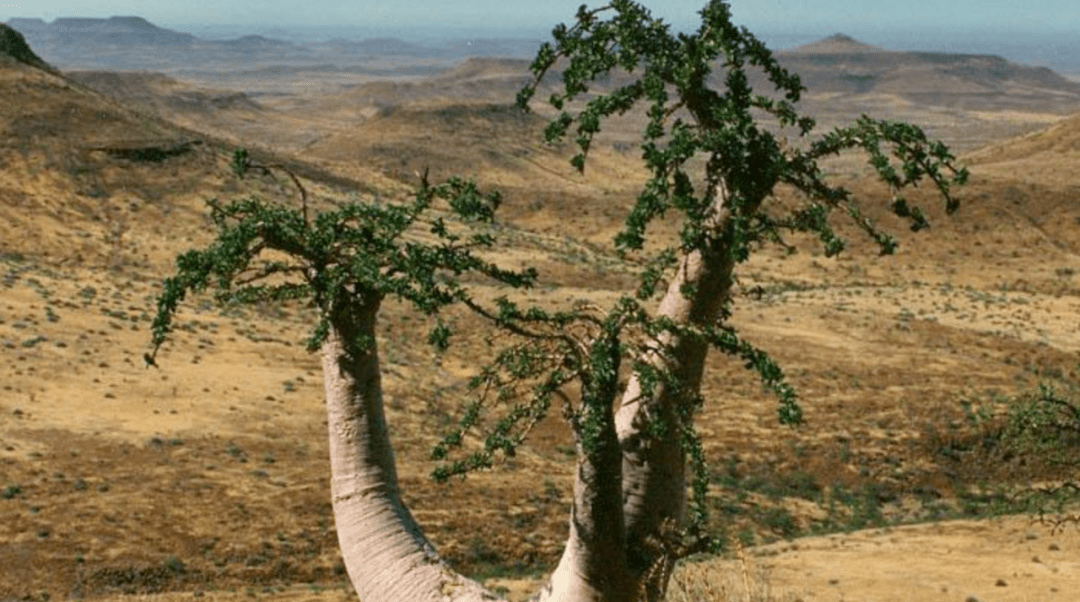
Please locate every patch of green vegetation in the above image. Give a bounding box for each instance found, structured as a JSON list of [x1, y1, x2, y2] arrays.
[[757, 506, 799, 538], [711, 380, 1080, 545], [225, 442, 247, 462], [951, 382, 1080, 468], [20, 335, 47, 348]]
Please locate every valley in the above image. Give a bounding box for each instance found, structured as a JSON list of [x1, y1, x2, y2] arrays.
[[1, 15, 1079, 602]]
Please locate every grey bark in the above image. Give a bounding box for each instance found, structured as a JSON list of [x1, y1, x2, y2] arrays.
[[617, 186, 738, 598], [321, 293, 500, 602]]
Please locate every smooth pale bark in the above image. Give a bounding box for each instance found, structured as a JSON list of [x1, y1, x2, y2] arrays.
[[321, 294, 501, 602], [616, 189, 737, 597], [534, 385, 632, 602], [318, 187, 738, 602]]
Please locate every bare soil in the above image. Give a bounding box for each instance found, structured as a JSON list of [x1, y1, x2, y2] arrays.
[[1, 44, 1079, 602]]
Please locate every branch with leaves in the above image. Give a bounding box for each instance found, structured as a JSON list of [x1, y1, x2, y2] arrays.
[[510, 0, 971, 581], [148, 151, 537, 367]]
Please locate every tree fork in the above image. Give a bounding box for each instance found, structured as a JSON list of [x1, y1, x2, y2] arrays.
[[535, 325, 633, 601]]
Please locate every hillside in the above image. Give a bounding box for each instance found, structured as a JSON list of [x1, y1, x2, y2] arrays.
[[66, 71, 263, 115], [0, 52, 389, 268], [0, 55, 217, 266], [0, 22, 54, 72], [0, 22, 1078, 602], [321, 57, 537, 109], [967, 110, 1080, 165], [59, 70, 325, 151]]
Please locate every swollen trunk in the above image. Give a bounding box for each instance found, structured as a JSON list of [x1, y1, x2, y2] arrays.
[[321, 298, 499, 602], [617, 204, 738, 595], [534, 403, 630, 601]]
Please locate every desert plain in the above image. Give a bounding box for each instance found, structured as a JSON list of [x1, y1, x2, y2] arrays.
[[1, 18, 1080, 602]]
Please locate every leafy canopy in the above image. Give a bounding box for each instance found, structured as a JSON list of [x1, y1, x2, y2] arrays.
[[148, 152, 536, 365], [148, 0, 970, 556], [479, 0, 968, 542], [518, 0, 968, 259]]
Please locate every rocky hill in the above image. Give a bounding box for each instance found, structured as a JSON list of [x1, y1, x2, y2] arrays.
[[0, 40, 371, 269], [0, 22, 55, 72], [66, 70, 264, 116], [0, 51, 220, 266], [969, 111, 1080, 162]]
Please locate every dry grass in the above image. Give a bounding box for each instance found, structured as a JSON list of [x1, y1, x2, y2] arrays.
[[2, 41, 1080, 602], [666, 543, 803, 602]]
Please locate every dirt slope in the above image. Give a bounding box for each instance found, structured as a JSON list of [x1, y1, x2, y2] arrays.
[[965, 110, 1080, 183], [61, 70, 322, 151], [0, 54, 403, 268], [0, 56, 224, 267], [1, 31, 1079, 602]]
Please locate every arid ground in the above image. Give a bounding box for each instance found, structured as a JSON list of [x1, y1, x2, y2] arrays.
[[1, 26, 1079, 602]]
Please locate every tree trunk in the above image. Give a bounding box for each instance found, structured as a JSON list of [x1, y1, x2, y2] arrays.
[[616, 189, 738, 598], [534, 349, 632, 602], [321, 294, 501, 602], [319, 184, 737, 601]]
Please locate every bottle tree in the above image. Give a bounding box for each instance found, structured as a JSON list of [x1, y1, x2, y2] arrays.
[[506, 1, 966, 598], [149, 2, 968, 601], [148, 152, 536, 602]]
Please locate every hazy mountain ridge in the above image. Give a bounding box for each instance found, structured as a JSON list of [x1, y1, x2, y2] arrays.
[[3, 16, 542, 74], [10, 16, 1079, 116], [775, 34, 1080, 113]]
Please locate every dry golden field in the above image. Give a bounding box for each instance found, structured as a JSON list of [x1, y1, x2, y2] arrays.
[[1, 32, 1079, 602]]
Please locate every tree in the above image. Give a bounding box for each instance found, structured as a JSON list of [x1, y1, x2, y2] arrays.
[[148, 152, 534, 602], [511, 1, 965, 598], [148, 2, 967, 602]]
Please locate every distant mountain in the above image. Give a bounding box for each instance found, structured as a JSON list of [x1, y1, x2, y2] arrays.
[[48, 16, 196, 46], [3, 16, 305, 71], [5, 17, 46, 33], [312, 37, 430, 56], [784, 33, 886, 55], [2, 16, 540, 75], [775, 34, 1080, 111], [442, 38, 542, 59], [219, 34, 299, 50], [6, 17, 1079, 115]]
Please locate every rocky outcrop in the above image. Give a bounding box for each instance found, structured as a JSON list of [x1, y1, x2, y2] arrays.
[[0, 22, 55, 72]]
